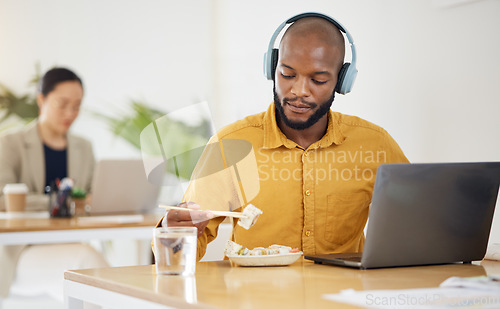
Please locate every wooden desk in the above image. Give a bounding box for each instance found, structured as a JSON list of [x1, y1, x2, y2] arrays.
[[64, 259, 500, 309], [0, 213, 162, 245]]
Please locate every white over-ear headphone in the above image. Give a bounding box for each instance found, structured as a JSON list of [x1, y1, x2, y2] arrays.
[[263, 12, 358, 95]]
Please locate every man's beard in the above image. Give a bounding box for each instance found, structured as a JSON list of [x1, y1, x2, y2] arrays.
[[273, 85, 335, 130]]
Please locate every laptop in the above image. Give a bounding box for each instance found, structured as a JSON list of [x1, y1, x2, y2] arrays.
[[304, 162, 500, 269], [88, 159, 161, 214]]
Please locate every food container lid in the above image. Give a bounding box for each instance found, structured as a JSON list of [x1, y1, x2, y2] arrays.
[[3, 183, 28, 194]]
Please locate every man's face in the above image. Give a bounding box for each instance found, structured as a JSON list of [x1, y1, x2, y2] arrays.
[[274, 85, 334, 130], [274, 32, 343, 130]]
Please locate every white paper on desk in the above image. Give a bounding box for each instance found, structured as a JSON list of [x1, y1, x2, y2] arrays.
[[76, 215, 144, 224], [323, 287, 500, 308], [441, 276, 500, 292], [0, 211, 49, 219]]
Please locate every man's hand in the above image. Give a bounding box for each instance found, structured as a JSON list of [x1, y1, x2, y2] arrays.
[[162, 202, 214, 237]]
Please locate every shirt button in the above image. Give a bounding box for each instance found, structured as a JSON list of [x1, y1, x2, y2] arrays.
[[305, 231, 311, 237], [305, 190, 311, 196], [304, 152, 308, 157]]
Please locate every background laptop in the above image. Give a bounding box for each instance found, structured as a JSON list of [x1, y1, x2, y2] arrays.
[[89, 159, 161, 214], [305, 162, 500, 269]]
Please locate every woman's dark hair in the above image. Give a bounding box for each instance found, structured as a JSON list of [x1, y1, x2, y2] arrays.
[[38, 67, 83, 96]]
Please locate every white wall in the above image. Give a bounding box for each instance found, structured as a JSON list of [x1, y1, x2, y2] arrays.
[[1, 0, 499, 242], [0, 0, 214, 159]]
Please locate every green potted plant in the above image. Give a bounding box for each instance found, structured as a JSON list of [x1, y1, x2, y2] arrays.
[[91, 101, 213, 180], [0, 64, 41, 131], [71, 187, 87, 216]]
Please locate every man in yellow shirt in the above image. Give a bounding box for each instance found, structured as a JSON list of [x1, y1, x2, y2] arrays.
[[163, 13, 408, 260]]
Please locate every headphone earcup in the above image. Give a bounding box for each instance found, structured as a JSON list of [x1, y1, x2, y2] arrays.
[[336, 63, 357, 94], [270, 49, 279, 81], [335, 63, 349, 94]]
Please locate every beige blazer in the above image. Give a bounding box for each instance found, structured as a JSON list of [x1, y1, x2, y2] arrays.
[[0, 121, 95, 297]]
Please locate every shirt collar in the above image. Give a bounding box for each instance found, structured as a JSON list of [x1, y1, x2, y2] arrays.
[[262, 102, 345, 150]]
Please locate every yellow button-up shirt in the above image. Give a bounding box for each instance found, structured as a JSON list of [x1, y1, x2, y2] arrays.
[[189, 103, 408, 260]]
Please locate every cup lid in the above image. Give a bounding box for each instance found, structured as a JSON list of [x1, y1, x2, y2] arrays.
[[3, 183, 28, 194]]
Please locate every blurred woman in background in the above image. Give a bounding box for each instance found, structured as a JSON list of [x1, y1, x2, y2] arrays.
[[0, 67, 94, 209], [0, 67, 108, 302]]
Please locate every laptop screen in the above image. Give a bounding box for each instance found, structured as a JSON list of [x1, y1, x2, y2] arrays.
[[89, 159, 161, 214]]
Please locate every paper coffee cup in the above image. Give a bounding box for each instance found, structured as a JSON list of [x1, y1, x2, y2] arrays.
[[3, 183, 28, 212]]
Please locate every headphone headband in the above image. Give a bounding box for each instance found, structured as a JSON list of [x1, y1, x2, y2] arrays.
[[287, 12, 345, 32], [263, 12, 358, 95]]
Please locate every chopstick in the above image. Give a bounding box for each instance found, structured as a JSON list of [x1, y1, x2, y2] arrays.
[[159, 205, 248, 218]]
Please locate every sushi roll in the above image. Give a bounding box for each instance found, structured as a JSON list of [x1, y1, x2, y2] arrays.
[[224, 240, 249, 256], [269, 244, 292, 254], [237, 204, 263, 230]]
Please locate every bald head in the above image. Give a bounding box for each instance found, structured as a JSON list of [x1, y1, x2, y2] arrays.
[[280, 17, 345, 71]]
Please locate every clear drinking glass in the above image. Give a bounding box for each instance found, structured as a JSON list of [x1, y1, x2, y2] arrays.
[[154, 227, 197, 276]]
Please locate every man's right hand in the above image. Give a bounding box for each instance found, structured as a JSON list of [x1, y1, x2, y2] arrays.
[[162, 202, 214, 237]]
